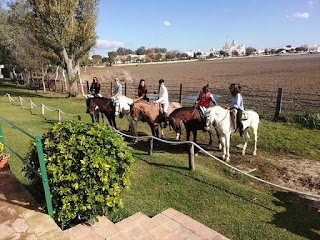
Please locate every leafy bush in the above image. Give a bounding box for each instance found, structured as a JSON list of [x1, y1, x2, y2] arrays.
[[25, 121, 134, 229], [295, 112, 320, 129]]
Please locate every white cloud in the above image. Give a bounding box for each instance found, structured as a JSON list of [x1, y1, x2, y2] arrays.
[[308, 0, 317, 8], [286, 12, 310, 19], [163, 20, 172, 27], [96, 39, 124, 50]]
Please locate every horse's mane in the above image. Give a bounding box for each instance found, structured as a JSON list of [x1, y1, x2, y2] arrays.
[[170, 106, 197, 117]]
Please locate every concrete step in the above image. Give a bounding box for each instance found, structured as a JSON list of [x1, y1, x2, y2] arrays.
[[64, 208, 229, 240]]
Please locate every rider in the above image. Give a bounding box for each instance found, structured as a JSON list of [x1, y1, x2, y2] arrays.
[[90, 77, 102, 97], [136, 79, 149, 101], [111, 77, 123, 117], [195, 84, 217, 116], [153, 79, 169, 128], [229, 83, 244, 137]]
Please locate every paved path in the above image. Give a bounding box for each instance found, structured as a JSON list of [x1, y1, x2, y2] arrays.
[[0, 169, 229, 240]]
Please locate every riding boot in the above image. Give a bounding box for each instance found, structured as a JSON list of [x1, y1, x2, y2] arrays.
[[162, 113, 168, 128]]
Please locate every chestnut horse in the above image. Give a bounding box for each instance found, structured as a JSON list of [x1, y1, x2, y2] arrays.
[[85, 96, 104, 123], [168, 106, 213, 145], [86, 97, 117, 129], [130, 100, 182, 138]]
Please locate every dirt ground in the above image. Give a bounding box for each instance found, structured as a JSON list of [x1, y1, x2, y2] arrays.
[[82, 54, 320, 210]]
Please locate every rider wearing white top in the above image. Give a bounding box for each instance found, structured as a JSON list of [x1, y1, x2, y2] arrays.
[[229, 83, 244, 137], [154, 79, 169, 127], [112, 77, 123, 116]]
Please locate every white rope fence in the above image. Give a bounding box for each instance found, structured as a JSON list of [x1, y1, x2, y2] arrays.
[[113, 128, 320, 200], [5, 93, 81, 121]]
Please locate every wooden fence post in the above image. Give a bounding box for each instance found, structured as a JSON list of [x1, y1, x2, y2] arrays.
[[86, 81, 89, 94], [188, 143, 195, 170], [273, 88, 283, 120], [110, 82, 113, 97], [179, 84, 182, 104], [125, 82, 127, 96], [58, 109, 61, 121], [149, 138, 153, 155]]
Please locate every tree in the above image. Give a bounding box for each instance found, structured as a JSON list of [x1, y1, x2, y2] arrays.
[[91, 54, 102, 65], [219, 50, 226, 57], [232, 50, 239, 57], [107, 51, 117, 65], [26, 0, 99, 96], [245, 47, 256, 56], [135, 46, 146, 55]]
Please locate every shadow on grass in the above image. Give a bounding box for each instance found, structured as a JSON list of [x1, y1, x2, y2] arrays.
[[131, 150, 279, 213], [0, 80, 68, 99], [270, 191, 320, 239]]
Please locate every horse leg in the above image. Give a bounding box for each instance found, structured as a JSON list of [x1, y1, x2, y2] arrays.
[[220, 135, 227, 161], [112, 115, 117, 130], [95, 113, 100, 123], [175, 131, 181, 141], [90, 114, 95, 123], [225, 133, 231, 162], [241, 129, 249, 155], [253, 127, 258, 156], [215, 128, 222, 149], [208, 129, 212, 145]]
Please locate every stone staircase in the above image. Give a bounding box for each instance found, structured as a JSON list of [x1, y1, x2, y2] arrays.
[[64, 209, 229, 240], [1, 170, 229, 240]]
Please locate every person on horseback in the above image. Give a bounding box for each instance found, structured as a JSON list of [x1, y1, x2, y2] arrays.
[[112, 77, 123, 117], [153, 79, 169, 128], [90, 77, 102, 97], [195, 84, 217, 117], [229, 83, 244, 137], [136, 79, 149, 101]]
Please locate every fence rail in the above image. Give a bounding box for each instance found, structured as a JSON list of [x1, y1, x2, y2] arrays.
[[27, 78, 320, 118]]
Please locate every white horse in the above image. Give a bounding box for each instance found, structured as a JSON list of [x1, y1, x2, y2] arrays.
[[113, 96, 139, 141], [204, 106, 259, 162]]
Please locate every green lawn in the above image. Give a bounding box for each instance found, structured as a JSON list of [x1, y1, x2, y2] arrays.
[[0, 80, 319, 240]]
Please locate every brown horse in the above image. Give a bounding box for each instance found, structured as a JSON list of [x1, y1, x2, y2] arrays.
[[130, 100, 182, 138], [86, 97, 104, 123], [168, 106, 213, 145], [86, 97, 117, 129]]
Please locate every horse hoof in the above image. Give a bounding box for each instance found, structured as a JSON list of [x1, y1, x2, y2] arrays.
[[225, 158, 230, 163], [253, 151, 257, 156]]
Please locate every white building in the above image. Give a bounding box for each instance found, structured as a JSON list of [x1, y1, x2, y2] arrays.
[[223, 40, 245, 56], [308, 45, 320, 53]]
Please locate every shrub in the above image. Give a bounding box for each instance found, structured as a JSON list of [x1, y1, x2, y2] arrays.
[[25, 121, 134, 229], [295, 112, 320, 129]]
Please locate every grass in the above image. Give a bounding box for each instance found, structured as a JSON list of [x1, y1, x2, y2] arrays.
[[0, 80, 319, 240]]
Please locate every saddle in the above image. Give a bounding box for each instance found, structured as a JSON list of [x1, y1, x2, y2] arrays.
[[230, 109, 248, 130], [158, 103, 175, 115]]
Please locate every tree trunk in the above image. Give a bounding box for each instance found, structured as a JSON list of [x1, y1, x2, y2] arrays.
[[63, 48, 79, 96]]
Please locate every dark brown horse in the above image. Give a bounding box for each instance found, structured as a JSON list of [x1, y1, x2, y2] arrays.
[[168, 106, 213, 145], [130, 100, 182, 138], [86, 97, 117, 129], [86, 98, 104, 123]]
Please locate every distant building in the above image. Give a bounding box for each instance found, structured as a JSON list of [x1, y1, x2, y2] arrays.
[[223, 40, 245, 56], [308, 45, 320, 53]]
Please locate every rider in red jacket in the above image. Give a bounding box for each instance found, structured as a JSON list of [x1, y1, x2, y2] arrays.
[[195, 84, 217, 109]]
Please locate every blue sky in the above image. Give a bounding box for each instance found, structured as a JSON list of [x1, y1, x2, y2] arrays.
[[92, 0, 320, 56]]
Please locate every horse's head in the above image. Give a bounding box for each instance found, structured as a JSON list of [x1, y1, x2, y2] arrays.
[[86, 98, 100, 116], [130, 102, 141, 121], [204, 107, 215, 131]]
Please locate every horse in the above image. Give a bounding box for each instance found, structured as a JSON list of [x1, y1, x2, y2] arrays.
[[204, 106, 259, 162], [168, 106, 213, 145], [85, 94, 104, 123], [130, 100, 182, 138], [113, 95, 138, 139], [86, 97, 117, 129]]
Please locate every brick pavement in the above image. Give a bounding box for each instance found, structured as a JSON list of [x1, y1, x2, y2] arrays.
[[1, 169, 229, 240]]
